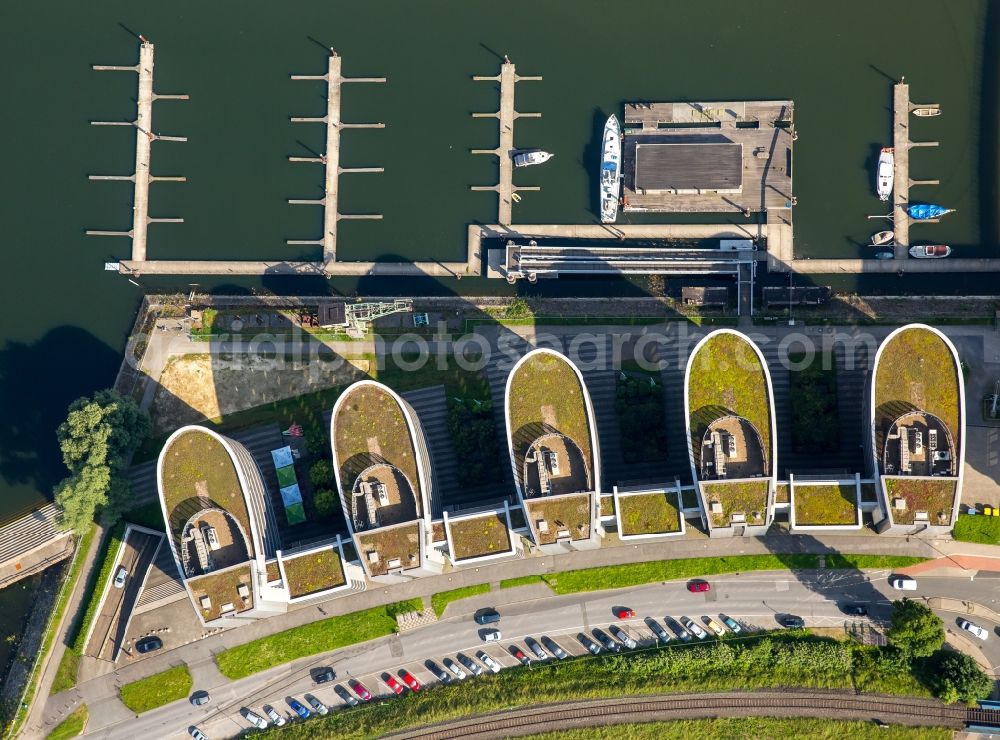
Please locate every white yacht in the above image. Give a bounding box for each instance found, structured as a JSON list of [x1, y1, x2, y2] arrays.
[[600, 115, 621, 223]]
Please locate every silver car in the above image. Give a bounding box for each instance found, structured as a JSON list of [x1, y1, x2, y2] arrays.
[[525, 637, 548, 661], [541, 636, 568, 659], [444, 658, 466, 680], [610, 625, 637, 649], [681, 616, 708, 640], [477, 651, 502, 673]]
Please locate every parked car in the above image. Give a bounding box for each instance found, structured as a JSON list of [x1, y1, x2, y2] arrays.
[[114, 566, 128, 588], [426, 660, 451, 683], [477, 651, 502, 673], [312, 667, 336, 684], [525, 637, 548, 660], [841, 603, 868, 616], [287, 698, 310, 719], [188, 728, 209, 740], [475, 609, 501, 625], [458, 652, 483, 676], [383, 674, 405, 695], [681, 617, 707, 639], [262, 705, 286, 726], [444, 658, 467, 680], [333, 685, 358, 707], [704, 617, 726, 636], [305, 694, 328, 715], [720, 615, 742, 634], [482, 629, 502, 643], [687, 580, 710, 593], [349, 679, 372, 701], [889, 575, 918, 591], [509, 646, 532, 666], [646, 618, 670, 643], [779, 615, 806, 629], [578, 633, 601, 655], [610, 625, 637, 649], [189, 691, 210, 706], [593, 628, 621, 653], [666, 617, 691, 641], [136, 637, 162, 654], [241, 708, 268, 729], [959, 619, 989, 640], [615, 607, 637, 619], [542, 635, 568, 659], [400, 670, 422, 691]]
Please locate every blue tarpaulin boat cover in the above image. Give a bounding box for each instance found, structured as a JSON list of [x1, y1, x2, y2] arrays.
[[602, 161, 618, 171], [907, 204, 950, 220]]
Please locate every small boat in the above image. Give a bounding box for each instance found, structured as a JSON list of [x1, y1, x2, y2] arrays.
[[876, 147, 893, 201], [907, 203, 955, 220], [875, 251, 895, 260], [909, 244, 951, 259], [513, 149, 554, 168], [913, 107, 941, 117], [600, 115, 622, 223], [870, 230, 894, 246]]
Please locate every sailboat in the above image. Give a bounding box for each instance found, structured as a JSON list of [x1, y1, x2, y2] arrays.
[[876, 148, 893, 201], [600, 115, 621, 223], [907, 204, 955, 220]]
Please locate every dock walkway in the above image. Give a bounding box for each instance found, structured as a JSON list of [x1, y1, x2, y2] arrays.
[[892, 80, 940, 259]]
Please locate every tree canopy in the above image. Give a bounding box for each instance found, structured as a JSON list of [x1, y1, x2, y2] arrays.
[[927, 650, 993, 705], [886, 598, 945, 658], [53, 390, 150, 532]]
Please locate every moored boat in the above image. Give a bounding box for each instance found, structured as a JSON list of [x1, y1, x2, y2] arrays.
[[909, 244, 951, 259], [874, 251, 895, 260], [907, 203, 954, 220], [600, 115, 621, 223], [513, 149, 554, 168], [870, 230, 894, 246], [876, 147, 893, 201], [913, 107, 941, 117]]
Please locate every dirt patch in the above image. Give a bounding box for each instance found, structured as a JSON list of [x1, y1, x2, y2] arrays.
[[541, 404, 558, 428], [152, 353, 368, 433]]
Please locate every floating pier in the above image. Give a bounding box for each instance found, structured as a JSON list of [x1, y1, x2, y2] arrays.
[[892, 80, 940, 259], [87, 40, 188, 262], [287, 50, 385, 263], [471, 60, 542, 224]]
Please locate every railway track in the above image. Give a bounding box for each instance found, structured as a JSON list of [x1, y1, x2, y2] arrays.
[[385, 690, 995, 739]]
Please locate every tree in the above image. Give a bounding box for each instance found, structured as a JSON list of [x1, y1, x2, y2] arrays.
[[312, 489, 340, 519], [52, 390, 150, 532], [927, 650, 993, 704], [309, 459, 334, 488], [887, 599, 945, 658]]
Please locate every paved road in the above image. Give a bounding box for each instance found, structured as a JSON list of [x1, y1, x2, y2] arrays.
[[79, 568, 1000, 739]]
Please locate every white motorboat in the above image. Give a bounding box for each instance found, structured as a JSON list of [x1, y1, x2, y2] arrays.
[[913, 107, 941, 117], [513, 149, 554, 168], [870, 230, 894, 246], [600, 115, 621, 223], [876, 147, 893, 201], [909, 244, 951, 259]]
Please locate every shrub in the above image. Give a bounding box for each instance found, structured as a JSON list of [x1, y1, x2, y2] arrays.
[[309, 459, 334, 488], [447, 402, 500, 487], [313, 489, 339, 519], [305, 426, 328, 457], [924, 650, 993, 704]]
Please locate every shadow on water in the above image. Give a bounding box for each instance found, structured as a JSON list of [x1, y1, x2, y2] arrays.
[[0, 327, 119, 511], [979, 1, 1000, 249]]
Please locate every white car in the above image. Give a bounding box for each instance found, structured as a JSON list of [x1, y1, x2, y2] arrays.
[[482, 629, 502, 642], [262, 705, 285, 727], [240, 709, 268, 729], [444, 658, 466, 680], [889, 574, 917, 591], [477, 651, 502, 673], [681, 617, 708, 640], [113, 566, 128, 588], [959, 619, 989, 640]]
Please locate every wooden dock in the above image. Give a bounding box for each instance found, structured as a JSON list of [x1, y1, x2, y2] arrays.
[[288, 50, 385, 263], [471, 60, 542, 225], [87, 41, 188, 262], [892, 80, 940, 259]]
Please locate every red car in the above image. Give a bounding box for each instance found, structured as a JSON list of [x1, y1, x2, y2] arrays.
[[400, 670, 421, 691], [383, 674, 405, 695], [687, 580, 711, 593], [615, 608, 636, 619], [349, 679, 372, 702], [510, 647, 531, 666]]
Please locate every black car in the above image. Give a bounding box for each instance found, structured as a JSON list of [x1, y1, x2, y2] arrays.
[[474, 609, 501, 625], [457, 652, 483, 676], [334, 684, 359, 707], [525, 637, 548, 661], [646, 618, 670, 643], [779, 615, 806, 629], [841, 603, 867, 616], [189, 690, 210, 706], [578, 633, 601, 655], [541, 636, 568, 659], [136, 637, 162, 654], [312, 667, 336, 684], [593, 629, 621, 653], [425, 660, 451, 683]]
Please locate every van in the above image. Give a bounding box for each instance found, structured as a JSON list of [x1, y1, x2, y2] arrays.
[[474, 609, 500, 625], [889, 574, 918, 591]]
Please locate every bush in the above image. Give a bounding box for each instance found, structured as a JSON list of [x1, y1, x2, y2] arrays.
[[447, 402, 500, 487], [924, 650, 993, 704], [789, 352, 839, 452], [305, 426, 328, 457], [615, 374, 668, 463], [309, 459, 334, 488], [313, 489, 339, 519]]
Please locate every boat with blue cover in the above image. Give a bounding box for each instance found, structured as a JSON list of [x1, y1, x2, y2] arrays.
[[907, 204, 954, 220]]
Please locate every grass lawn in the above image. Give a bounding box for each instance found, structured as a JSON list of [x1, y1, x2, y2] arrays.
[[118, 665, 193, 714], [508, 352, 592, 472], [789, 351, 839, 453], [282, 548, 346, 598], [874, 327, 960, 443], [617, 491, 681, 536], [215, 604, 405, 679], [499, 575, 545, 589], [334, 384, 420, 502], [160, 428, 252, 548], [793, 484, 858, 526], [46, 704, 88, 739], [687, 332, 771, 470], [884, 478, 958, 525], [523, 718, 949, 740], [355, 522, 421, 577], [448, 513, 511, 560], [701, 480, 770, 528], [431, 584, 492, 617], [953, 513, 1000, 544], [525, 495, 592, 544]]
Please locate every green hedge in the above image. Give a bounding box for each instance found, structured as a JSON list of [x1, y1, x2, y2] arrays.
[[118, 665, 192, 714], [71, 523, 127, 655]]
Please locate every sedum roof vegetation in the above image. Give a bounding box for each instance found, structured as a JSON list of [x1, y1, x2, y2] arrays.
[[702, 480, 770, 529], [793, 484, 857, 526], [874, 327, 960, 443], [448, 513, 511, 560], [525, 494, 592, 545], [884, 478, 958, 526], [509, 353, 592, 474], [188, 564, 253, 622], [282, 548, 346, 598], [334, 384, 420, 502], [355, 522, 421, 576], [161, 429, 252, 552], [618, 491, 682, 536], [687, 332, 771, 471]]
